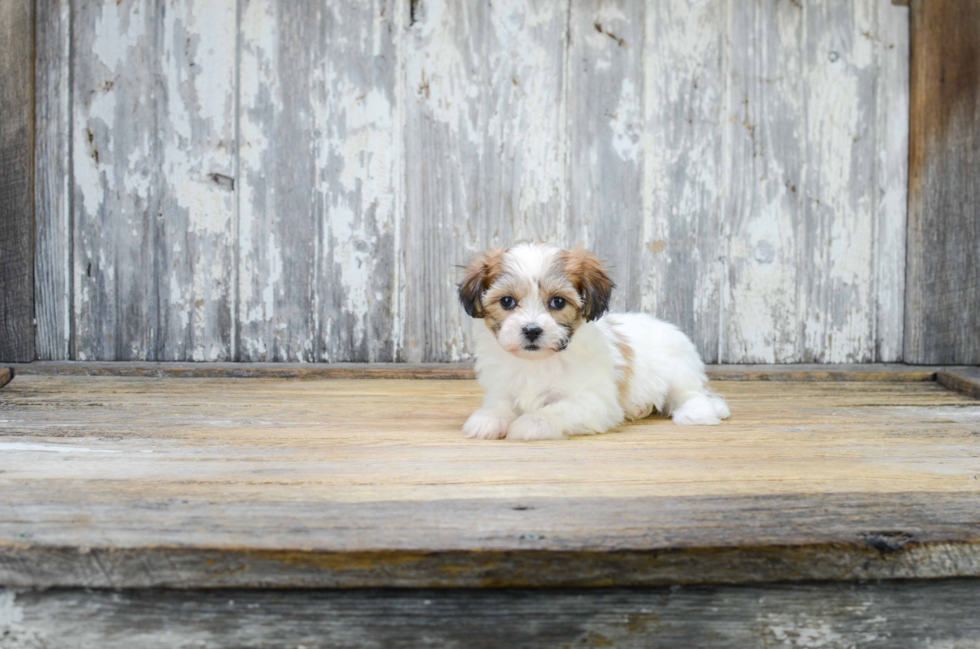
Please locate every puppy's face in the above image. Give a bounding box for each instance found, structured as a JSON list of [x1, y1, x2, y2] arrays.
[[458, 243, 613, 359]]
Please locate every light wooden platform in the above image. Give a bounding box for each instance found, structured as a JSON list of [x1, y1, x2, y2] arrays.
[[2, 369, 980, 590]]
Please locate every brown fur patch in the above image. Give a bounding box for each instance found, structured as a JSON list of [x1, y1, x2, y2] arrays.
[[606, 317, 635, 413], [458, 249, 506, 318], [561, 246, 614, 321]]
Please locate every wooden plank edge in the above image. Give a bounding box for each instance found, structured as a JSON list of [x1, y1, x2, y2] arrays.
[[0, 367, 11, 389], [936, 368, 980, 400], [4, 362, 945, 382], [2, 539, 980, 589]]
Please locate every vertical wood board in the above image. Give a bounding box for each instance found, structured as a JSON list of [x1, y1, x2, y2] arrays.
[[905, 0, 980, 364], [35, 0, 72, 360], [0, 0, 36, 362]]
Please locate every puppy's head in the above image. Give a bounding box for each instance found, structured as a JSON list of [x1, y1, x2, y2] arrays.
[[458, 243, 613, 359]]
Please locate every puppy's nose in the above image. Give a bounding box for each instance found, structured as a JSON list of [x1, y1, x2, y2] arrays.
[[522, 324, 543, 342]]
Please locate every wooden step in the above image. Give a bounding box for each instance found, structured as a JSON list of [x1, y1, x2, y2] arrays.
[[2, 365, 979, 590]]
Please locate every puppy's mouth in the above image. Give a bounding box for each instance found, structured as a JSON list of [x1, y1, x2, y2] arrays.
[[520, 339, 568, 354]]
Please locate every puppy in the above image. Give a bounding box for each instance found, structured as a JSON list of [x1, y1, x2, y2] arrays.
[[458, 243, 729, 440]]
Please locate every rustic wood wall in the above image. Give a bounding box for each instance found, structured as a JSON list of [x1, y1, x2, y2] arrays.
[[33, 0, 911, 363]]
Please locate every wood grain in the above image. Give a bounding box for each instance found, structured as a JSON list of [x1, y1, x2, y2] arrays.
[[937, 367, 980, 401], [72, 0, 158, 361], [1, 375, 978, 588], [724, 0, 804, 363], [0, 0, 35, 363], [34, 0, 72, 361], [3, 361, 944, 382], [801, 0, 879, 363], [905, 0, 980, 364], [3, 580, 980, 648], [641, 0, 724, 362], [875, 0, 910, 363], [155, 0, 238, 361]]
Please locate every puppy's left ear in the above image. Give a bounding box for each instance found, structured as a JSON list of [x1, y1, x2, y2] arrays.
[[564, 246, 614, 322], [458, 249, 505, 318]]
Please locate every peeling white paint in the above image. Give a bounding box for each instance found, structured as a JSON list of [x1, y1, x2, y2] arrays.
[[55, 0, 910, 364]]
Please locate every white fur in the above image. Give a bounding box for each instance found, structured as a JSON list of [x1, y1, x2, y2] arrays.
[[463, 246, 729, 441]]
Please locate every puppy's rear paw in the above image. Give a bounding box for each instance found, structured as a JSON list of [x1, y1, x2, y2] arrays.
[[672, 396, 722, 426], [463, 410, 510, 440], [506, 415, 565, 441]]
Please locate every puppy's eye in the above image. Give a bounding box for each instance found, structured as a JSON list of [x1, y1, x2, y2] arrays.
[[548, 296, 566, 310], [500, 296, 517, 310]]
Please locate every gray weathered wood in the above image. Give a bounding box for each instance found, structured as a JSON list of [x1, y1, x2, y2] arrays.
[[905, 0, 980, 364], [238, 0, 401, 362], [566, 0, 644, 314], [72, 0, 237, 362], [35, 0, 915, 363], [3, 494, 980, 589], [238, 0, 320, 362], [313, 0, 402, 362], [641, 0, 725, 362], [156, 0, 238, 361], [34, 0, 72, 360], [401, 0, 568, 362], [723, 0, 805, 363], [875, 0, 909, 363], [3, 361, 945, 382], [0, 0, 35, 363], [801, 0, 879, 363], [72, 0, 158, 361], [4, 580, 980, 648]]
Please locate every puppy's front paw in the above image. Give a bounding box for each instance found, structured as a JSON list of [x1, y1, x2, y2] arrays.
[[463, 410, 510, 440], [506, 414, 565, 441], [671, 396, 721, 426]]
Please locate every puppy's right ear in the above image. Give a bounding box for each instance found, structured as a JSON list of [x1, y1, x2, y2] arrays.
[[458, 249, 505, 318]]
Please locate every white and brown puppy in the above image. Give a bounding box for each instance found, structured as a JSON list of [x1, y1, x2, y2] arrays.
[[458, 242, 729, 441]]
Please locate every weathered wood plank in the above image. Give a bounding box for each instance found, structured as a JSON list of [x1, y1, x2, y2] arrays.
[[238, 0, 402, 362], [567, 0, 645, 313], [937, 367, 980, 401], [401, 0, 569, 362], [313, 0, 402, 362], [6, 361, 476, 379], [2, 361, 945, 382], [905, 0, 980, 364], [4, 580, 980, 648], [0, 376, 978, 588], [641, 0, 724, 362], [0, 0, 35, 363], [72, 0, 159, 360], [801, 0, 879, 363], [34, 0, 72, 361], [3, 495, 980, 589], [875, 1, 910, 362], [723, 0, 804, 363], [237, 0, 319, 361], [155, 0, 237, 361]]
